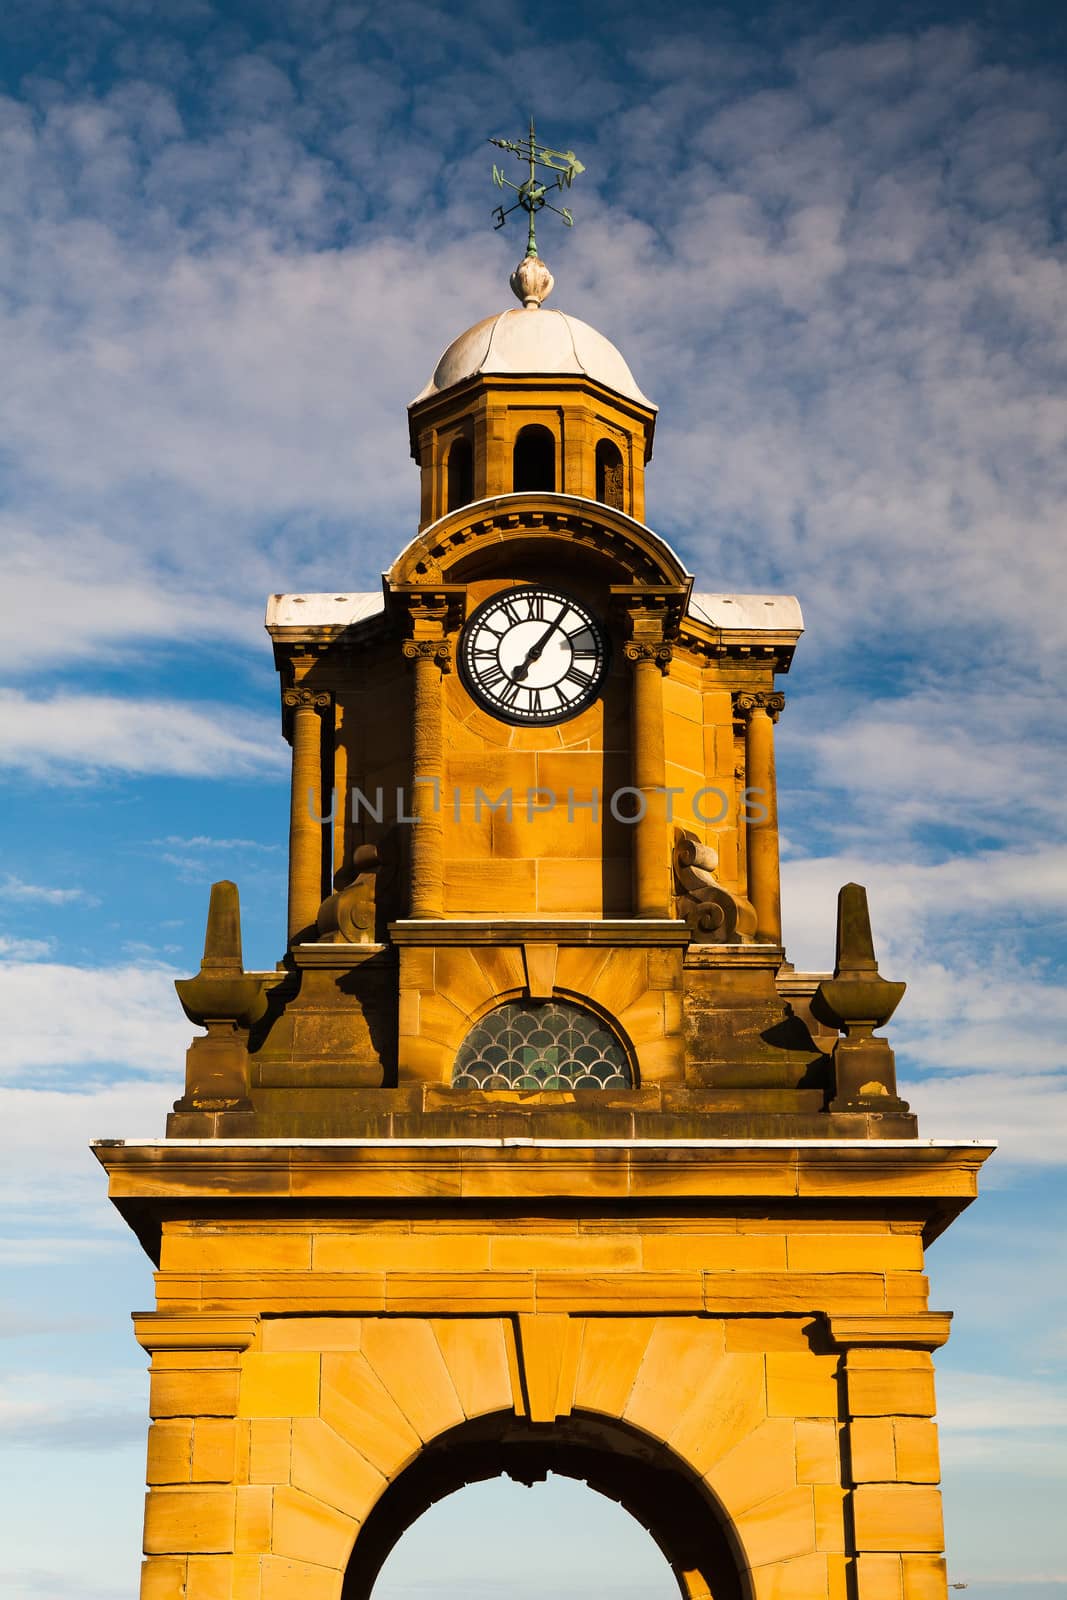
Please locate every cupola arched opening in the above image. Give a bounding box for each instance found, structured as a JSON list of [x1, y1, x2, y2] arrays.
[[452, 998, 632, 1089], [513, 424, 555, 493], [596, 437, 625, 510], [446, 435, 473, 512]]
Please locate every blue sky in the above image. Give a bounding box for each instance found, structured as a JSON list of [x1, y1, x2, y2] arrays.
[[0, 0, 1064, 1595]]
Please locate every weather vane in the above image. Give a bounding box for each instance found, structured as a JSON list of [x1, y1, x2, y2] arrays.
[[489, 117, 585, 259]]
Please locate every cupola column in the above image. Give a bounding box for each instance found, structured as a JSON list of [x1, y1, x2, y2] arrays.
[[282, 686, 331, 945], [398, 588, 464, 920], [736, 692, 785, 944], [627, 643, 672, 918], [615, 588, 685, 920]]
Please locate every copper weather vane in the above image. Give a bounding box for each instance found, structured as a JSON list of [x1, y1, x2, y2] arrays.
[[489, 117, 585, 257]]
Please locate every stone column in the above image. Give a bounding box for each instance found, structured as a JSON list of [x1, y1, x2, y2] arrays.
[[403, 639, 450, 919], [283, 687, 330, 946], [625, 640, 674, 919], [736, 691, 785, 945]]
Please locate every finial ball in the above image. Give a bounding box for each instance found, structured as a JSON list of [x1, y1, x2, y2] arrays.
[[510, 254, 554, 309]]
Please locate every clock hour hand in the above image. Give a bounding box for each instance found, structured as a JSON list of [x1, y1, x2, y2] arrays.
[[511, 615, 566, 681]]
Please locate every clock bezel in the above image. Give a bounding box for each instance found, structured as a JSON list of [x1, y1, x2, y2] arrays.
[[458, 585, 611, 727]]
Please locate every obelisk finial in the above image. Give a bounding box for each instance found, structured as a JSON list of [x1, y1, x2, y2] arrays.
[[488, 116, 584, 307]]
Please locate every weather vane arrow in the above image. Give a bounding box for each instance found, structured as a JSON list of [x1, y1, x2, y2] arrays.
[[488, 116, 585, 260]]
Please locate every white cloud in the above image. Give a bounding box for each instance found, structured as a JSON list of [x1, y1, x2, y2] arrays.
[[0, 690, 287, 779], [0, 875, 93, 905], [0, 937, 55, 960], [0, 962, 189, 1079], [939, 1371, 1067, 1434], [903, 1072, 1067, 1165], [0, 1371, 145, 1450], [155, 834, 278, 851]]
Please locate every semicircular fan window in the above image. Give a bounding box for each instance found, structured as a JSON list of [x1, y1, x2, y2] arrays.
[[452, 1000, 632, 1090]]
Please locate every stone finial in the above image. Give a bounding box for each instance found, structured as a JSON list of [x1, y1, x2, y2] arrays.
[[175, 880, 267, 1029], [811, 884, 909, 1115], [811, 883, 905, 1036], [510, 253, 554, 309]]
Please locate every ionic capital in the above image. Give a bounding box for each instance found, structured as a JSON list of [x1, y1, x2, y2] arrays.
[[402, 638, 453, 672], [733, 690, 785, 723], [282, 687, 331, 711], [624, 640, 674, 672]]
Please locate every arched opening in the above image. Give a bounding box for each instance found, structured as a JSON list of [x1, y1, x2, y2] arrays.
[[452, 999, 633, 1089], [513, 424, 555, 493], [446, 436, 473, 512], [344, 1411, 750, 1600], [596, 437, 625, 509], [372, 1476, 677, 1597]]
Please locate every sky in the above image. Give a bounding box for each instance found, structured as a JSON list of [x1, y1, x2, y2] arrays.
[[0, 0, 1064, 1595]]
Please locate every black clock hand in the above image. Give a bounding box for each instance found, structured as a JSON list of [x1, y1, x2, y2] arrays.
[[511, 615, 567, 681]]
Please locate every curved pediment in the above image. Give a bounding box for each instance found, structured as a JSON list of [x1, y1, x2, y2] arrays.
[[387, 492, 692, 590]]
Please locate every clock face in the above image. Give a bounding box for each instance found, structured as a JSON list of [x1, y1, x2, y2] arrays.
[[460, 587, 609, 725]]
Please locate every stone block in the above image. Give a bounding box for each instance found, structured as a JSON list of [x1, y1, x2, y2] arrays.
[[786, 1235, 923, 1272], [901, 1554, 949, 1597], [431, 1318, 514, 1419], [644, 1234, 787, 1271], [573, 1317, 652, 1417], [885, 1273, 931, 1311], [292, 1417, 385, 1521], [766, 1354, 840, 1419], [706, 1272, 886, 1312], [151, 1370, 240, 1420], [735, 1485, 816, 1567], [160, 1232, 312, 1274], [847, 1368, 936, 1418], [186, 1556, 236, 1600], [445, 858, 537, 914], [261, 1317, 362, 1353], [814, 1484, 847, 1552], [144, 1489, 236, 1555], [708, 1416, 797, 1515], [852, 1485, 944, 1552], [147, 1421, 193, 1485], [234, 1486, 273, 1553], [249, 1419, 292, 1484], [849, 1417, 897, 1482], [795, 1419, 840, 1483], [239, 1354, 320, 1420], [749, 1553, 834, 1600], [193, 1420, 238, 1484], [260, 1556, 339, 1600], [385, 1270, 536, 1314], [319, 1352, 421, 1476], [360, 1320, 465, 1439], [271, 1486, 356, 1569], [492, 1234, 641, 1271], [894, 1418, 941, 1483], [670, 1353, 767, 1476], [231, 1556, 262, 1600], [855, 1554, 903, 1600], [140, 1558, 187, 1600], [725, 1318, 817, 1353], [312, 1233, 490, 1273]]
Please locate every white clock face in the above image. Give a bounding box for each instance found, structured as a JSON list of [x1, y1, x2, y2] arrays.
[[460, 587, 608, 724]]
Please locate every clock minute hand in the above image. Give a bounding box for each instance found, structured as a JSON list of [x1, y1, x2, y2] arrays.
[[511, 615, 566, 681]]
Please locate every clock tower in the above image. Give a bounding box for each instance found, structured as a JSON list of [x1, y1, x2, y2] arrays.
[[96, 191, 990, 1600]]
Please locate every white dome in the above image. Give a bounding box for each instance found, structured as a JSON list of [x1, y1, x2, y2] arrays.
[[412, 307, 655, 409]]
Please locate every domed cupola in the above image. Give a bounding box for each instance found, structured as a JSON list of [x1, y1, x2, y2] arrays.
[[408, 251, 658, 531]]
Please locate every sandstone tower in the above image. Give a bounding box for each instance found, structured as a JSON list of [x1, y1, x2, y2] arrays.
[[95, 236, 991, 1600]]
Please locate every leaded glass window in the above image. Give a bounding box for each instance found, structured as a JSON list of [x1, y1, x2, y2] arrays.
[[452, 1000, 632, 1090]]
